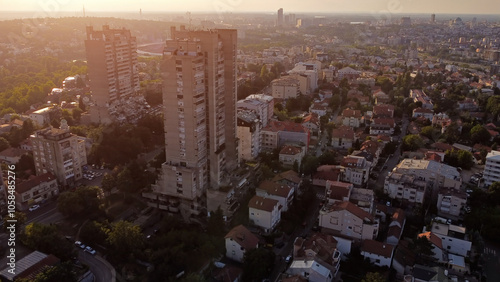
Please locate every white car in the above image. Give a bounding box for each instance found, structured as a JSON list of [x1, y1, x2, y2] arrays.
[[29, 205, 40, 212]]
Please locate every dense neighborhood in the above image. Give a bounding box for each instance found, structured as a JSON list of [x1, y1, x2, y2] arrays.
[[0, 6, 500, 282]]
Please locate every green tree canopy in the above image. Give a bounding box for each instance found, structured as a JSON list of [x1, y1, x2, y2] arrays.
[[22, 223, 74, 260], [470, 124, 491, 145], [106, 220, 144, 259], [242, 248, 275, 282], [402, 134, 424, 151]]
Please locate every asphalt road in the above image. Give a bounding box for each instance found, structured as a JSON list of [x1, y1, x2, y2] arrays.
[[79, 250, 115, 282]]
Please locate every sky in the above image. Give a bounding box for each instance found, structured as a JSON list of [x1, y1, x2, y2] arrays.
[[1, 0, 500, 15]]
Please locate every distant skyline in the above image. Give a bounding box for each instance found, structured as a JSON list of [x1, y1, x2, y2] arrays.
[[1, 0, 500, 15]]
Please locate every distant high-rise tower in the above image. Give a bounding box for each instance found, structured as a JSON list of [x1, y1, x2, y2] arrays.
[[85, 25, 140, 124], [144, 26, 239, 222], [277, 8, 284, 26], [431, 14, 436, 23]]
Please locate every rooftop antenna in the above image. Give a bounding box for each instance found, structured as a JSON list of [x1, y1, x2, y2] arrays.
[[140, 8, 142, 19], [83, 5, 85, 17]]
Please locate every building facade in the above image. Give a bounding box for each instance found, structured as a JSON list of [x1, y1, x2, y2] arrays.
[[143, 27, 239, 222], [15, 173, 59, 211], [85, 25, 140, 124], [30, 122, 87, 187]]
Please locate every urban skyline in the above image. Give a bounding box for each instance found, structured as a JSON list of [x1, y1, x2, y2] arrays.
[[2, 0, 500, 15]]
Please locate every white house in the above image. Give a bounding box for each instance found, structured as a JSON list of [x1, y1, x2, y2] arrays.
[[256, 180, 294, 212], [319, 201, 379, 240], [225, 225, 259, 263], [360, 239, 394, 267], [248, 195, 281, 233]]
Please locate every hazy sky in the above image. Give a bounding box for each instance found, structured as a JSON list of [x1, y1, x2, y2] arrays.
[[1, 0, 499, 15]]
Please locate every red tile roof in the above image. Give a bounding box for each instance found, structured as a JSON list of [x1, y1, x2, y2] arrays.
[[280, 145, 303, 155], [361, 239, 394, 258], [225, 225, 259, 250], [258, 180, 293, 198], [16, 173, 56, 194], [342, 108, 362, 119], [326, 181, 352, 201], [332, 126, 355, 140], [330, 201, 374, 222], [248, 195, 279, 212]]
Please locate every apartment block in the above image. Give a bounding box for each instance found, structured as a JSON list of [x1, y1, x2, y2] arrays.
[[340, 155, 371, 187], [30, 121, 87, 187], [237, 110, 261, 161], [393, 159, 461, 190], [483, 150, 500, 186], [437, 187, 467, 218], [384, 172, 429, 204], [85, 25, 140, 124], [271, 76, 300, 99], [236, 94, 274, 128], [143, 27, 239, 222]]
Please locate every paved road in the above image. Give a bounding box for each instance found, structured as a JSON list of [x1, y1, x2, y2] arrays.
[[25, 200, 64, 225], [79, 250, 115, 282]]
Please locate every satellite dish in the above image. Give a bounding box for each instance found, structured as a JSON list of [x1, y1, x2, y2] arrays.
[[83, 97, 90, 102]]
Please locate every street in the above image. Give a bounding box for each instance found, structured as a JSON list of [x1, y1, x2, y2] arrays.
[[79, 250, 116, 282]]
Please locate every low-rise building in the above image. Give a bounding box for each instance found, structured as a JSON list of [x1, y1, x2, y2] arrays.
[[312, 165, 341, 187], [0, 147, 28, 164], [430, 222, 471, 257], [331, 126, 355, 149], [319, 201, 379, 240], [341, 108, 362, 128], [15, 173, 59, 211], [418, 232, 445, 262], [412, 107, 434, 120], [340, 155, 371, 187], [302, 113, 321, 137], [256, 180, 294, 212], [373, 104, 394, 118], [360, 239, 395, 267], [237, 110, 261, 161], [393, 159, 461, 190], [437, 187, 467, 219], [370, 118, 395, 135], [248, 195, 281, 233], [325, 181, 353, 204], [384, 172, 429, 204], [279, 145, 305, 169], [225, 225, 259, 263], [291, 233, 341, 281], [262, 120, 310, 152]]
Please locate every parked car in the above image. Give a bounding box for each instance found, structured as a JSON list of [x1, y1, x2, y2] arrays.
[[285, 255, 292, 264], [29, 204, 40, 212]]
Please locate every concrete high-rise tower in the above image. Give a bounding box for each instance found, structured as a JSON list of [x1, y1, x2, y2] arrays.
[[143, 26, 239, 222], [85, 25, 140, 124], [277, 8, 284, 26]]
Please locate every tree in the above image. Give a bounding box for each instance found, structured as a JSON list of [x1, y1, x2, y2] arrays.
[[3, 211, 26, 231], [101, 173, 116, 196], [0, 137, 9, 152], [80, 220, 109, 246], [402, 134, 424, 151], [362, 272, 385, 282], [242, 248, 275, 282], [420, 126, 437, 140], [301, 155, 320, 176], [22, 223, 74, 260], [106, 220, 144, 259], [16, 262, 77, 282], [57, 191, 84, 217], [318, 150, 337, 165], [470, 125, 490, 145], [207, 207, 225, 236]]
